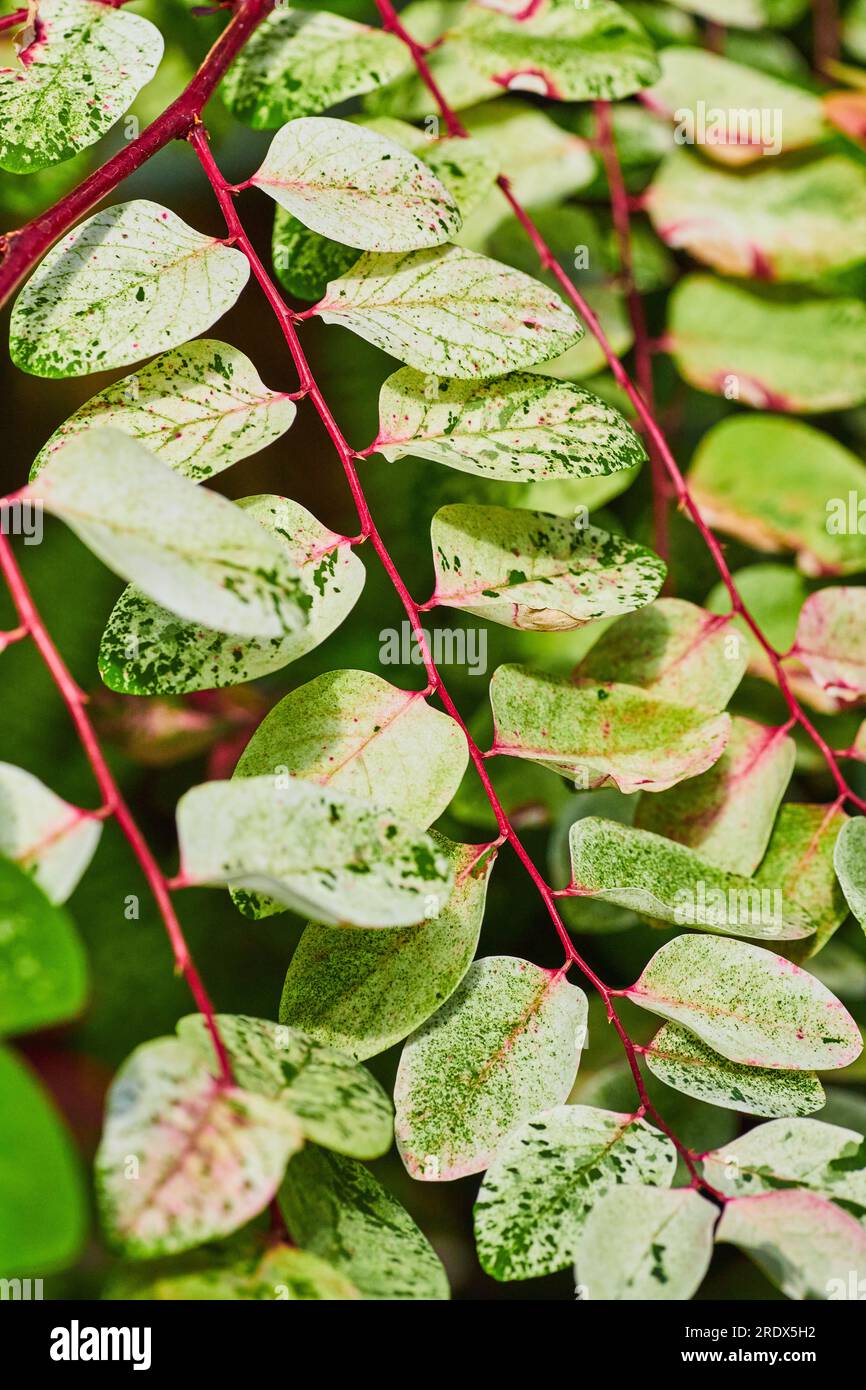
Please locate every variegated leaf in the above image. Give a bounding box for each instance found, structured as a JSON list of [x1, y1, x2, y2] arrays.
[[704, 1118, 866, 1214], [573, 1186, 716, 1301], [791, 589, 866, 703], [645, 1022, 826, 1119], [716, 1190, 866, 1299], [834, 817, 866, 937], [0, 762, 101, 904]]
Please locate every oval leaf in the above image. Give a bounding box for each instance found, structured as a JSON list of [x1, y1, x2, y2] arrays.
[[0, 762, 101, 903], [716, 1190, 866, 1300], [573, 1186, 716, 1301], [792, 589, 866, 703], [645, 1021, 826, 1119], [704, 1117, 866, 1215], [835, 816, 866, 935]]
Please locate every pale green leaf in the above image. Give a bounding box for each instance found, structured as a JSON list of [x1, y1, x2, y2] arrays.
[[31, 341, 297, 483], [625, 933, 863, 1069], [763, 804, 849, 960], [363, 0, 501, 119], [474, 1104, 676, 1281], [98, 497, 363, 696], [176, 776, 455, 929], [96, 1038, 304, 1258], [280, 838, 495, 1060], [645, 1021, 826, 1119], [0, 761, 101, 903], [116, 1243, 361, 1300], [177, 1013, 392, 1160], [704, 1118, 866, 1215], [28, 433, 309, 640], [792, 588, 866, 703], [280, 1145, 449, 1299], [834, 817, 866, 936], [395, 956, 587, 1179], [10, 201, 249, 378], [573, 1186, 716, 1300], [313, 244, 583, 379], [0, 856, 87, 1039], [716, 1190, 866, 1299], [0, 0, 163, 173]]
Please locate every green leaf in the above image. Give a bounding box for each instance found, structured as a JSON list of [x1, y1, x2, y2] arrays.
[[96, 1038, 304, 1259], [115, 1243, 361, 1300], [98, 497, 362, 696], [716, 1190, 866, 1299], [0, 1046, 86, 1275], [573, 1186, 716, 1300], [280, 838, 495, 1060], [221, 7, 409, 128], [625, 933, 863, 1069], [791, 588, 866, 703], [489, 664, 731, 793], [373, 367, 645, 483], [667, 276, 866, 412], [762, 804, 849, 959], [0, 857, 87, 1038], [395, 956, 587, 1179], [177, 1014, 392, 1160], [176, 776, 455, 928], [0, 761, 101, 903], [693, 419, 866, 577], [474, 1104, 676, 1281], [644, 46, 826, 163], [363, 0, 501, 119], [0, 0, 163, 173], [666, 0, 807, 26], [648, 148, 866, 283], [834, 817, 866, 937], [252, 117, 460, 252], [31, 342, 297, 483], [429, 504, 665, 631], [645, 1022, 826, 1119], [568, 816, 817, 941], [29, 433, 309, 640], [313, 244, 583, 379], [576, 598, 746, 712], [704, 1118, 866, 1215], [10, 201, 249, 378], [280, 1145, 449, 1300], [635, 716, 795, 875]]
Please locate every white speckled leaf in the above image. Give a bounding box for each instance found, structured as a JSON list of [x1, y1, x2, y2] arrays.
[[574, 1186, 716, 1300], [177, 1013, 392, 1160], [645, 1022, 826, 1119], [10, 201, 249, 378], [280, 1145, 449, 1299], [474, 1104, 676, 1280], [791, 589, 866, 704], [395, 956, 587, 1180], [625, 933, 863, 1070], [27, 434, 308, 640], [704, 1118, 866, 1214], [0, 762, 101, 904], [489, 664, 731, 793], [760, 803, 849, 961], [0, 857, 88, 1038], [98, 497, 362, 696], [95, 1038, 303, 1258], [568, 817, 816, 941], [835, 817, 866, 936], [252, 117, 460, 252], [372, 367, 646, 481], [716, 1190, 866, 1299], [0, 0, 163, 173], [176, 776, 454, 929], [31, 342, 296, 483], [313, 244, 583, 379], [280, 839, 495, 1060], [222, 8, 409, 128]]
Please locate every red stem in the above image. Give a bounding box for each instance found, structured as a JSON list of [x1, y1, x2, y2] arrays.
[[812, 0, 839, 69]]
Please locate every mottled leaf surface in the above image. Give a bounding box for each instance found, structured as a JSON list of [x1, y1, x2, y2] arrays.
[[835, 817, 866, 936], [645, 1022, 826, 1119], [792, 589, 866, 703], [762, 803, 849, 959], [716, 1190, 866, 1299], [0, 857, 87, 1039], [574, 1186, 716, 1300], [0, 761, 101, 903], [704, 1118, 866, 1215]]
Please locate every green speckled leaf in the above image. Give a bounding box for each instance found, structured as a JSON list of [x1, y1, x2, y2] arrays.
[[222, 8, 409, 129], [280, 1144, 449, 1299], [430, 504, 664, 630], [635, 716, 795, 875], [716, 1190, 866, 1299], [117, 1243, 361, 1300], [280, 838, 495, 1060], [704, 1118, 866, 1214], [31, 342, 297, 483], [474, 1104, 676, 1281], [693, 419, 866, 577], [177, 1013, 392, 1160], [645, 1022, 826, 1118], [0, 0, 163, 174], [489, 664, 731, 793], [373, 367, 645, 483], [98, 497, 362, 696], [569, 816, 816, 941], [834, 817, 866, 937], [625, 933, 863, 1069], [395, 956, 587, 1180], [667, 276, 866, 412], [28, 434, 308, 640], [792, 589, 866, 703], [0, 856, 87, 1038], [176, 776, 454, 929], [574, 1185, 716, 1300], [95, 1038, 303, 1259], [0, 762, 101, 903], [762, 804, 849, 960], [313, 244, 583, 380], [10, 201, 249, 378]]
